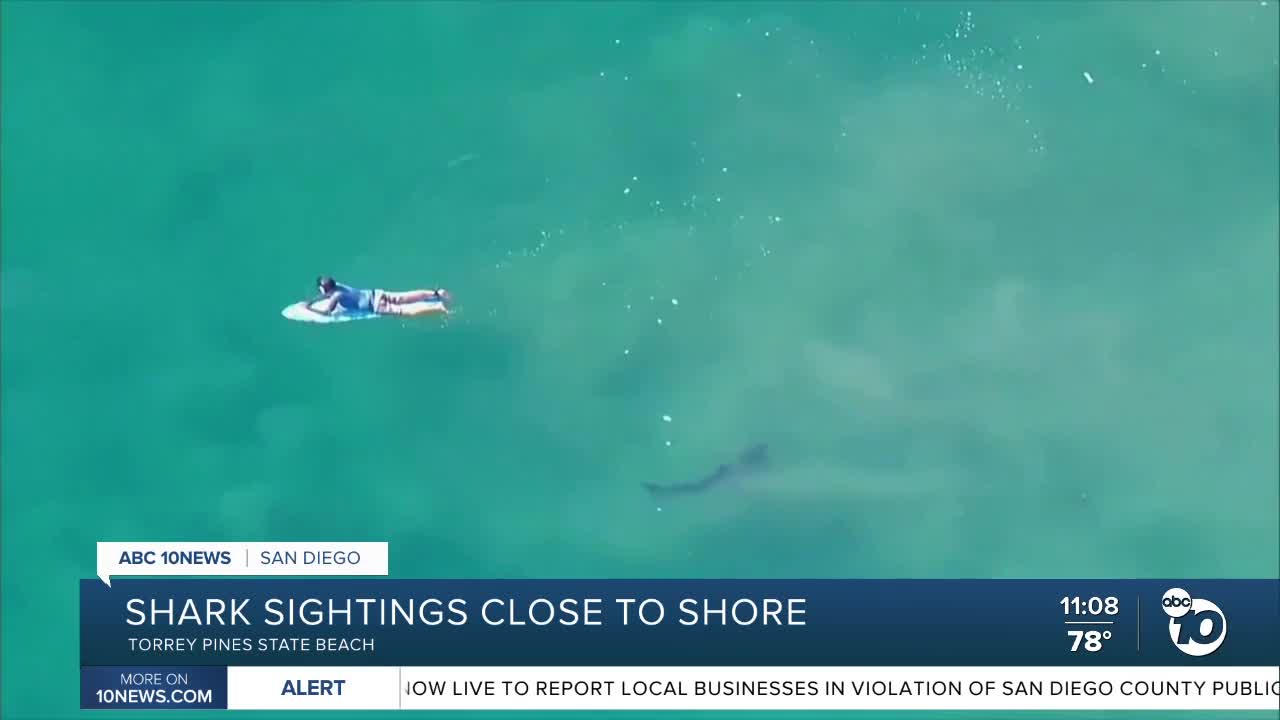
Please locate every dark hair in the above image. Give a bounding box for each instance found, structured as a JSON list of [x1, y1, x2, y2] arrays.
[[317, 276, 336, 292]]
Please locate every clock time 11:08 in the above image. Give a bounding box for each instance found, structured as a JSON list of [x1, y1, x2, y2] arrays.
[[1061, 596, 1119, 616]]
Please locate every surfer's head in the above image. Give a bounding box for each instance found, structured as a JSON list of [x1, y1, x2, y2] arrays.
[[317, 276, 337, 294]]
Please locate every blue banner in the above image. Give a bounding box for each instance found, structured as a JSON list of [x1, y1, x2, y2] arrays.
[[81, 666, 227, 710], [80, 579, 1279, 667]]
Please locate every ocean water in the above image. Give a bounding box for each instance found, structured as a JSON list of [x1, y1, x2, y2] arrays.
[[1, 1, 1277, 718]]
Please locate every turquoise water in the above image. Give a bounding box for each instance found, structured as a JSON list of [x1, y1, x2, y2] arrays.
[[2, 1, 1277, 718]]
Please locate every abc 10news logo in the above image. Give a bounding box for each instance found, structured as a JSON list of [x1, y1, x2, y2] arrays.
[[1161, 587, 1227, 657]]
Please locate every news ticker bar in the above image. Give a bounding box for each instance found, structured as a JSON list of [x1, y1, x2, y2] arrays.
[[81, 666, 1280, 711]]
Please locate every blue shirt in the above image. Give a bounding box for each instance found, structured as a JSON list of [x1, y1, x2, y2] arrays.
[[332, 283, 374, 312]]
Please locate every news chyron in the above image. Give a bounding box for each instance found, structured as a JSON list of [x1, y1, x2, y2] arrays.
[[79, 544, 1280, 712]]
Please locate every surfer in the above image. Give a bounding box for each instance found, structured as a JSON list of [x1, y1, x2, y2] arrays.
[[307, 276, 450, 317], [642, 443, 770, 498]]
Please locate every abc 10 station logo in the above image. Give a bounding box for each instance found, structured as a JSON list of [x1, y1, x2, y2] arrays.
[[1161, 587, 1227, 657]]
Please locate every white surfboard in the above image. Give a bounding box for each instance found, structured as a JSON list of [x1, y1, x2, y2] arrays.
[[281, 301, 378, 324]]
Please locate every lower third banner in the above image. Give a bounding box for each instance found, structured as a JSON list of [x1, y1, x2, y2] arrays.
[[80, 578, 1280, 710]]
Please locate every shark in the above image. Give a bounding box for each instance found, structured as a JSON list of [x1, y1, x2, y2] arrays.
[[642, 443, 771, 499]]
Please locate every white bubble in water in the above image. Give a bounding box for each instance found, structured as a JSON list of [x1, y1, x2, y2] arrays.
[[662, 414, 672, 422], [671, 298, 679, 306]]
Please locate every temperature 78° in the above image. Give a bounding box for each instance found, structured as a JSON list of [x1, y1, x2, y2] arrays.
[[1068, 629, 1111, 652]]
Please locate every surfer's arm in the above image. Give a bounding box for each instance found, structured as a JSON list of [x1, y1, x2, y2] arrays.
[[307, 294, 341, 314]]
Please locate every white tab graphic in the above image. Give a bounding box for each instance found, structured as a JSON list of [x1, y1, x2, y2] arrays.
[[228, 667, 399, 710], [219, 666, 1280, 712], [95, 542, 388, 586]]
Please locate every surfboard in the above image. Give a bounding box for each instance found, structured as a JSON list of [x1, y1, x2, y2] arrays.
[[281, 301, 378, 324]]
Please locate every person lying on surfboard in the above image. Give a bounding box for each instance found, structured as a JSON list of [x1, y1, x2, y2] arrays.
[[306, 276, 451, 317]]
